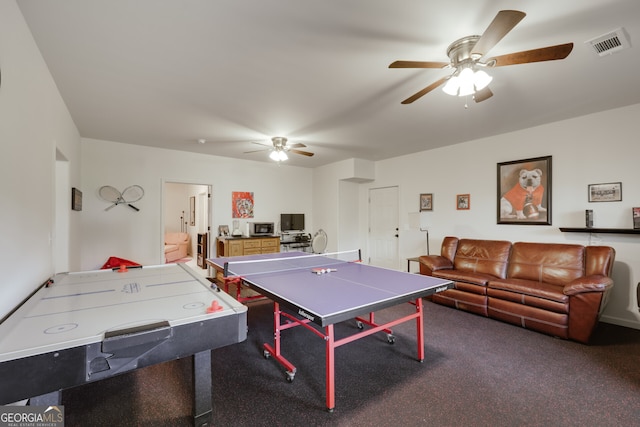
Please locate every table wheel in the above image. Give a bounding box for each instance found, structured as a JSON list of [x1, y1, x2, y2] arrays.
[[285, 371, 295, 383]]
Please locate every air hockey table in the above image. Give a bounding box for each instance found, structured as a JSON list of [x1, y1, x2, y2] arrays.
[[0, 263, 247, 426]]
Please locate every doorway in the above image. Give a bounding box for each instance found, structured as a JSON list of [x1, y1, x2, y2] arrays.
[[368, 186, 399, 269], [162, 182, 211, 276]]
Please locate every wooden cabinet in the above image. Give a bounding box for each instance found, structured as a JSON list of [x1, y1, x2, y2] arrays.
[[216, 236, 280, 258], [261, 237, 279, 252], [196, 233, 208, 268], [227, 239, 244, 257], [213, 236, 280, 284]]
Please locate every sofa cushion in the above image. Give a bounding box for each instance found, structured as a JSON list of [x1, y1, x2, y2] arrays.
[[488, 278, 568, 304], [585, 246, 615, 276], [432, 290, 488, 316], [433, 270, 495, 287], [165, 232, 189, 245], [452, 239, 512, 279], [487, 298, 569, 339], [164, 244, 179, 254], [507, 242, 584, 286], [440, 236, 459, 264]]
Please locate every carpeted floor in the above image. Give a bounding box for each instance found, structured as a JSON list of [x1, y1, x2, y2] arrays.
[[62, 300, 640, 426]]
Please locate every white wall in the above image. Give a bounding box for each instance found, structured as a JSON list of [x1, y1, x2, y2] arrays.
[[312, 159, 373, 254], [0, 1, 81, 319], [80, 139, 313, 269], [357, 104, 640, 330]]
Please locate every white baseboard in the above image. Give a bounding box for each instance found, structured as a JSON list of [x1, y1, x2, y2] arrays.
[[600, 314, 640, 330]]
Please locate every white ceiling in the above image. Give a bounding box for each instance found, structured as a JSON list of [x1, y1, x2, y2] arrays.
[[17, 0, 640, 168]]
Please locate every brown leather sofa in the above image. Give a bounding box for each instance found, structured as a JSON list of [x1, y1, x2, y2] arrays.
[[419, 237, 615, 343]]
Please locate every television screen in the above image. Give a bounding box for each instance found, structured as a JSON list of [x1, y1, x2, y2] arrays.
[[281, 213, 305, 231]]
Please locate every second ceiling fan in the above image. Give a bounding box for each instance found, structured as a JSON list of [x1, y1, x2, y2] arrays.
[[389, 10, 573, 104], [245, 137, 314, 162]]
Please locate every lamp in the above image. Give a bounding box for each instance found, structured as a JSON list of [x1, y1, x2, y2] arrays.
[[442, 64, 493, 97], [269, 149, 288, 162]]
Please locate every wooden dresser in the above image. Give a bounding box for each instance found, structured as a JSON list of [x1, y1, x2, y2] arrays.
[[215, 236, 280, 257], [212, 236, 280, 287]]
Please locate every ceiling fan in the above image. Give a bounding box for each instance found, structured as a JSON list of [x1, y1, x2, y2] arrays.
[[244, 137, 314, 161], [389, 10, 573, 104]]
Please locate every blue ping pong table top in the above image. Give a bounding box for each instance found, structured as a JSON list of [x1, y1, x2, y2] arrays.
[[209, 252, 452, 327]]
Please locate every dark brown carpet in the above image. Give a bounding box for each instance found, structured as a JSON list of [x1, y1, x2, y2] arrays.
[[62, 300, 640, 426]]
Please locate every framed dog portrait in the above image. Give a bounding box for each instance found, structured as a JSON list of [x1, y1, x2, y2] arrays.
[[497, 156, 552, 225]]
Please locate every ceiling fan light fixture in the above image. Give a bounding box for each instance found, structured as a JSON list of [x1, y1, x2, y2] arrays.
[[473, 69, 493, 91], [442, 75, 460, 96], [458, 67, 476, 96], [442, 66, 493, 97], [269, 149, 288, 161]]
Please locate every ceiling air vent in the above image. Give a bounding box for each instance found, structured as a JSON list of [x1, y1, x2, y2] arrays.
[[585, 28, 631, 56]]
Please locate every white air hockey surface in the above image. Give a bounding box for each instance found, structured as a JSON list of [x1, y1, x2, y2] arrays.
[[0, 263, 246, 363]]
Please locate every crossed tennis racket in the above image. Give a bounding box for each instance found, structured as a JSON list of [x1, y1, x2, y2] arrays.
[[99, 185, 144, 211]]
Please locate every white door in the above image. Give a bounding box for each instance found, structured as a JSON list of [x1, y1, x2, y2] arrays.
[[368, 186, 399, 269]]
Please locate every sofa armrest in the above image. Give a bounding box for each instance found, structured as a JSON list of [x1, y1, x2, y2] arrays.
[[419, 255, 453, 276], [564, 275, 614, 296]]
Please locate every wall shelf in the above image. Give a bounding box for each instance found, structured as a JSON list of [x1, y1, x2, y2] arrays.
[[559, 227, 640, 235], [197, 233, 208, 268]]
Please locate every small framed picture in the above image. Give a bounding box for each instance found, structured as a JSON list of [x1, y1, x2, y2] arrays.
[[218, 225, 230, 236], [457, 194, 470, 210], [420, 193, 433, 211], [588, 182, 622, 202], [189, 196, 196, 226], [633, 207, 640, 229], [71, 187, 83, 211]]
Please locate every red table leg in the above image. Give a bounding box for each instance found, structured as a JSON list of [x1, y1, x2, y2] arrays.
[[263, 298, 427, 410], [263, 302, 297, 381], [416, 297, 425, 362], [325, 324, 335, 412]]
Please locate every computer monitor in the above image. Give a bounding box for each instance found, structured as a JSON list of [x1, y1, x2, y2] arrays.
[[280, 213, 305, 232]]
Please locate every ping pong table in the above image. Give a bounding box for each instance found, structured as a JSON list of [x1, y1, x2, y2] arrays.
[[0, 263, 247, 426], [208, 251, 453, 411]]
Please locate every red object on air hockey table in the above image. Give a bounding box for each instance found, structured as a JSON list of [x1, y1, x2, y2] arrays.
[[100, 256, 141, 270]]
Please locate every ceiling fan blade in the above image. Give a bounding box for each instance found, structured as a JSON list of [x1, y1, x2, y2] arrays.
[[389, 60, 449, 69], [489, 43, 574, 67], [473, 87, 493, 103], [251, 141, 272, 147], [289, 149, 314, 157], [401, 76, 449, 104], [243, 148, 268, 154], [288, 142, 307, 148], [471, 10, 526, 58]]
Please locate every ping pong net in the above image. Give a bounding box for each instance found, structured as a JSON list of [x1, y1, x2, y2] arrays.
[[222, 250, 362, 279]]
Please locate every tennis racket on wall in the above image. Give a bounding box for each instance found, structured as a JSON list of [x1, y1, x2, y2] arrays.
[[99, 185, 144, 211]]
